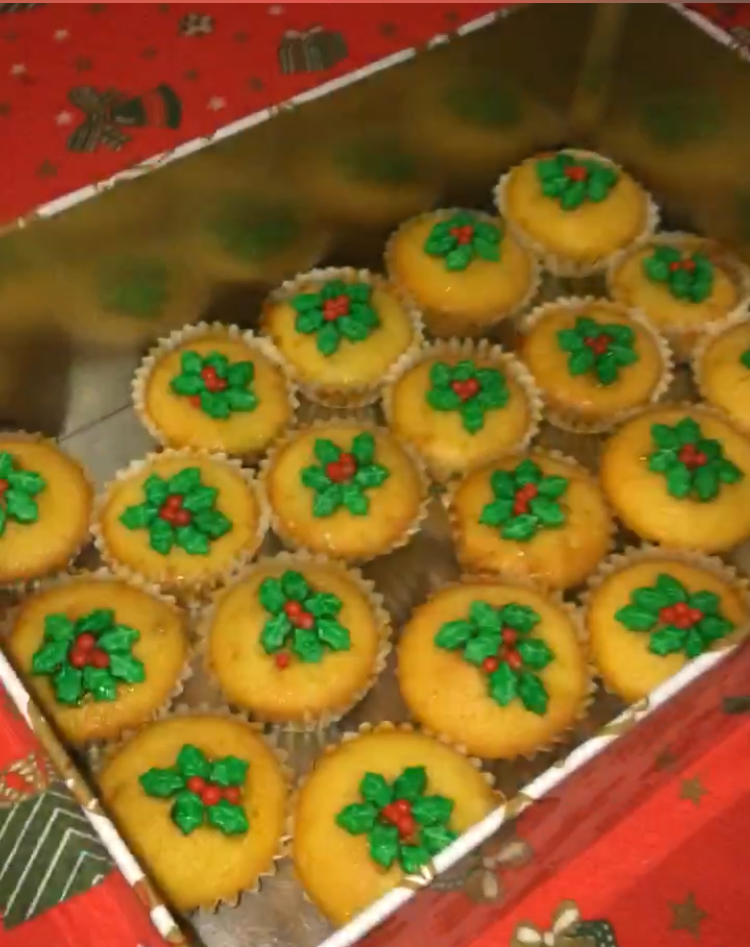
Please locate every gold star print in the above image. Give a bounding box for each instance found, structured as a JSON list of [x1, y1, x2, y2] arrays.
[[670, 892, 707, 938], [680, 776, 708, 807]]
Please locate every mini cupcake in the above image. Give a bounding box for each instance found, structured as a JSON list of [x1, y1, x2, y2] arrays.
[[261, 422, 428, 562], [292, 725, 496, 925], [6, 572, 190, 745], [97, 714, 288, 911], [298, 135, 437, 229], [0, 434, 93, 587], [185, 192, 328, 285], [496, 149, 656, 275], [448, 450, 613, 591], [385, 209, 538, 338], [398, 581, 589, 759], [383, 338, 542, 481], [94, 450, 267, 596], [261, 267, 422, 407], [599, 404, 750, 552], [133, 322, 297, 460], [204, 553, 391, 729], [607, 233, 749, 360], [519, 297, 672, 433], [694, 314, 750, 431], [584, 546, 749, 703]]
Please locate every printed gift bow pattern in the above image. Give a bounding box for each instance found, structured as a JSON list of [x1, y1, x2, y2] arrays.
[[512, 900, 620, 947]]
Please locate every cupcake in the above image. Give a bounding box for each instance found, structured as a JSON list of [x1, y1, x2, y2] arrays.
[[607, 233, 749, 359], [261, 267, 421, 407], [385, 209, 538, 338], [584, 547, 749, 703], [383, 338, 542, 481], [185, 192, 328, 285], [292, 725, 496, 925], [694, 314, 750, 431], [133, 323, 297, 460], [0, 435, 93, 586], [98, 714, 287, 911], [519, 297, 672, 433], [261, 422, 427, 562], [448, 451, 613, 591], [398, 581, 589, 759], [298, 136, 437, 229], [599, 405, 750, 552], [6, 573, 189, 744], [496, 149, 656, 275], [94, 450, 267, 595], [204, 553, 391, 729]]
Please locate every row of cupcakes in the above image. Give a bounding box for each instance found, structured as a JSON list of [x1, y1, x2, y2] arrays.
[[5, 544, 747, 922]]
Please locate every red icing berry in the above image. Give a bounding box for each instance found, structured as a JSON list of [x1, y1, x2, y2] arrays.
[[325, 461, 346, 483], [296, 611, 314, 630], [284, 600, 303, 620], [394, 799, 412, 816], [189, 395, 202, 409], [200, 785, 222, 807], [76, 633, 97, 652], [450, 378, 480, 401], [521, 483, 538, 500], [323, 295, 350, 321], [482, 655, 500, 673], [223, 786, 242, 805], [201, 366, 218, 383], [659, 606, 676, 624], [0, 478, 8, 496], [396, 812, 417, 839], [69, 649, 88, 669], [505, 650, 523, 671], [502, 628, 518, 646], [513, 499, 529, 516], [166, 495, 183, 510], [339, 452, 357, 476], [564, 165, 588, 182], [90, 649, 110, 669], [689, 607, 703, 624], [275, 652, 290, 669], [186, 776, 206, 794], [381, 802, 400, 825], [450, 224, 474, 245], [678, 444, 706, 468], [669, 261, 682, 272], [173, 509, 192, 527], [683, 258, 696, 272]]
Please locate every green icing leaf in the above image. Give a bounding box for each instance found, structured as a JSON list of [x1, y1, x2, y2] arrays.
[[281, 570, 310, 601], [108, 653, 146, 684], [464, 633, 501, 666], [516, 671, 549, 715], [422, 824, 458, 856], [500, 603, 540, 633], [412, 795, 453, 826], [434, 620, 474, 650], [44, 614, 76, 642], [292, 628, 325, 662], [53, 665, 83, 705], [260, 613, 292, 653], [316, 617, 351, 651], [259, 577, 286, 614], [31, 640, 69, 675], [369, 823, 400, 869], [393, 766, 427, 802], [488, 663, 517, 706], [176, 744, 211, 779], [517, 638, 554, 671], [400, 844, 431, 874], [337, 802, 379, 834], [171, 791, 205, 835], [82, 666, 118, 701], [206, 799, 249, 835], [140, 768, 185, 798], [360, 773, 393, 809], [209, 756, 249, 787]]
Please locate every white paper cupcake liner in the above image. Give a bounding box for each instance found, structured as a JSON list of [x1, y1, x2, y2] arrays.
[[494, 149, 660, 278], [131, 321, 300, 463], [607, 231, 750, 363], [197, 549, 393, 733], [0, 430, 95, 596], [1, 566, 194, 747], [259, 266, 424, 409], [383, 208, 542, 339], [92, 447, 270, 602], [518, 296, 674, 434], [258, 419, 431, 565], [381, 337, 544, 482]]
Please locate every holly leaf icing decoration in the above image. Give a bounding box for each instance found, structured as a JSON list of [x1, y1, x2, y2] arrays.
[[291, 279, 379, 356], [647, 418, 743, 501], [435, 600, 551, 714], [170, 349, 258, 419], [615, 573, 734, 658], [642, 246, 714, 303], [119, 467, 233, 555], [258, 569, 350, 668], [98, 258, 169, 319], [557, 316, 639, 386], [479, 459, 569, 542], [210, 202, 299, 261], [30, 609, 145, 706], [423, 212, 502, 271], [741, 349, 750, 370], [300, 432, 390, 518], [536, 152, 618, 210], [426, 359, 509, 433], [139, 744, 249, 836], [0, 450, 47, 537], [335, 766, 457, 871]]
